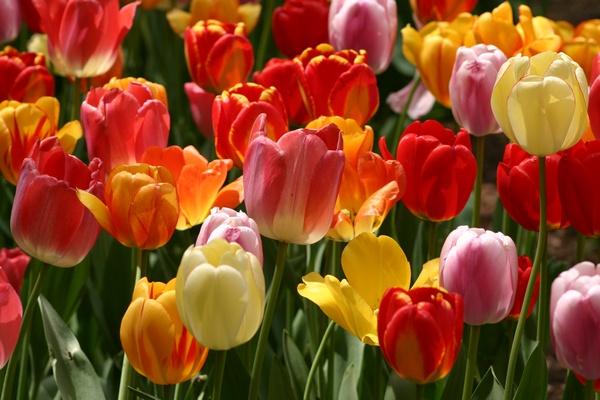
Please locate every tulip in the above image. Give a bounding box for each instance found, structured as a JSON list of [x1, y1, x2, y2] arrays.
[[184, 20, 254, 95], [557, 140, 600, 237], [559, 20, 600, 82], [120, 277, 209, 384], [32, 0, 138, 78], [497, 143, 569, 231], [439, 225, 518, 325], [402, 13, 477, 107], [175, 240, 265, 350], [0, 46, 55, 103], [377, 286, 463, 384], [0, 97, 82, 185], [101, 77, 168, 108], [293, 44, 379, 126], [386, 73, 436, 121], [0, 248, 31, 295], [166, 0, 261, 37], [305, 116, 406, 242], [379, 120, 476, 222], [505, 255, 539, 320], [141, 145, 243, 230], [588, 53, 600, 139], [11, 137, 104, 267], [409, 0, 477, 25], [463, 1, 521, 58], [272, 0, 330, 59], [80, 79, 170, 173], [491, 51, 589, 157], [550, 261, 600, 380], [196, 207, 263, 265], [0, 273, 22, 369], [328, 0, 397, 74], [184, 82, 216, 140], [20, 0, 43, 33], [298, 232, 411, 345], [243, 115, 345, 245], [212, 83, 288, 169], [77, 164, 179, 250], [86, 48, 124, 90], [0, 0, 20, 45], [449, 44, 507, 136]]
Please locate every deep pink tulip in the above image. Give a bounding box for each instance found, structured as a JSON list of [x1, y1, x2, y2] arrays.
[[0, 0, 20, 45], [32, 0, 139, 77], [196, 207, 263, 265], [551, 262, 600, 380], [449, 44, 507, 136], [589, 53, 600, 140], [0, 248, 31, 295], [184, 82, 215, 140], [81, 81, 170, 172], [10, 137, 105, 268], [0, 274, 21, 369], [328, 0, 397, 74], [243, 115, 345, 245], [439, 225, 518, 325]]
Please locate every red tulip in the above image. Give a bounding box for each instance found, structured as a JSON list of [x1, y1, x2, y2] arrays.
[[588, 53, 600, 140], [0, 272, 22, 369], [0, 248, 30, 295], [184, 82, 216, 140], [505, 255, 539, 320], [497, 143, 569, 231], [378, 287, 463, 384], [379, 120, 476, 222], [10, 137, 105, 267], [0, 47, 55, 103]]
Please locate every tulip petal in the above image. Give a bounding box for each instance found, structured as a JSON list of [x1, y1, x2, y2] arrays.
[[0, 282, 22, 369]]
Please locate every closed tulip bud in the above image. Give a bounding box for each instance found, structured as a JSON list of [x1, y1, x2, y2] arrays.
[[243, 115, 345, 245], [213, 83, 288, 169], [77, 164, 179, 250], [196, 207, 263, 265], [0, 273, 22, 369], [0, 46, 55, 103], [0, 248, 31, 295], [32, 0, 138, 78], [551, 262, 600, 380], [497, 143, 569, 231], [184, 20, 254, 94], [272, 0, 330, 59], [379, 120, 476, 222], [449, 44, 507, 136], [439, 226, 518, 325], [81, 80, 170, 173], [11, 137, 105, 267], [505, 255, 539, 320], [175, 240, 265, 350], [378, 287, 463, 384], [328, 0, 397, 74], [0, 97, 82, 185], [491, 51, 589, 157], [120, 277, 209, 384], [409, 0, 477, 24]]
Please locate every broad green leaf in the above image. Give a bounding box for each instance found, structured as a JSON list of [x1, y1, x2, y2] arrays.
[[514, 341, 548, 400], [338, 363, 359, 400], [269, 355, 295, 400], [561, 370, 586, 400], [383, 373, 416, 400], [283, 329, 310, 400], [471, 366, 505, 400], [441, 346, 467, 400], [333, 328, 365, 400], [38, 295, 105, 400]]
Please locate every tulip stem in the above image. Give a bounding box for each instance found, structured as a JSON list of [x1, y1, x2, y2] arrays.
[[462, 324, 481, 400], [577, 233, 586, 263], [535, 157, 549, 348], [212, 351, 227, 400], [303, 320, 336, 400], [415, 384, 425, 400], [248, 241, 289, 400], [254, 0, 275, 71], [586, 379, 595, 400], [427, 221, 438, 260], [503, 156, 547, 400], [1, 262, 50, 400], [391, 76, 421, 152], [472, 136, 485, 228], [71, 78, 81, 122]]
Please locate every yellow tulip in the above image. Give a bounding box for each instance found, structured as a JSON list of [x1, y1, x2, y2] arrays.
[[516, 5, 562, 57], [464, 1, 522, 57], [491, 51, 589, 157]]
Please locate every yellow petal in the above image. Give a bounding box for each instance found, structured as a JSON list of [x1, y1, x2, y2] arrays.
[[166, 9, 192, 37], [56, 120, 82, 154], [77, 189, 115, 238], [412, 258, 440, 288]]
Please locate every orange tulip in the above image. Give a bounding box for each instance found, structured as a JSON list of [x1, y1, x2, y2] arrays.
[[77, 164, 179, 250], [120, 277, 208, 384], [410, 0, 477, 25], [142, 145, 243, 230], [559, 19, 600, 81], [515, 4, 561, 57]]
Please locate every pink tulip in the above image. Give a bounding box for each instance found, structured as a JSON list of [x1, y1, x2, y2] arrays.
[[184, 82, 215, 140], [243, 115, 345, 245], [10, 137, 105, 268], [32, 0, 139, 77], [439, 225, 518, 325], [551, 261, 600, 380], [0, 0, 20, 44], [196, 207, 263, 265], [449, 44, 507, 136], [0, 274, 22, 369], [328, 0, 397, 74], [81, 81, 170, 172], [0, 248, 31, 295]]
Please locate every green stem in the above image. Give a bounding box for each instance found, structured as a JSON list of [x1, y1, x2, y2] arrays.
[[472, 136, 485, 228], [427, 220, 438, 261], [416, 384, 425, 400], [391, 76, 421, 152], [577, 233, 586, 263], [71, 78, 80, 122], [1, 263, 50, 400], [504, 156, 547, 400], [174, 382, 182, 400], [536, 157, 549, 348], [254, 0, 275, 71], [248, 241, 289, 400], [375, 348, 383, 400], [462, 324, 481, 400], [212, 351, 227, 400], [586, 380, 595, 400], [303, 320, 336, 400]]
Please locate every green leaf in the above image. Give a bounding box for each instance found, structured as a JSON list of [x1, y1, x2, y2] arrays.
[[471, 366, 505, 400], [441, 346, 466, 400], [283, 329, 310, 400], [126, 387, 161, 400], [38, 295, 105, 400], [513, 341, 548, 400], [338, 363, 359, 400], [269, 355, 295, 400]]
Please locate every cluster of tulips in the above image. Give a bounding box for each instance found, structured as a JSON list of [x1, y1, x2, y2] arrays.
[[2, 0, 600, 399]]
